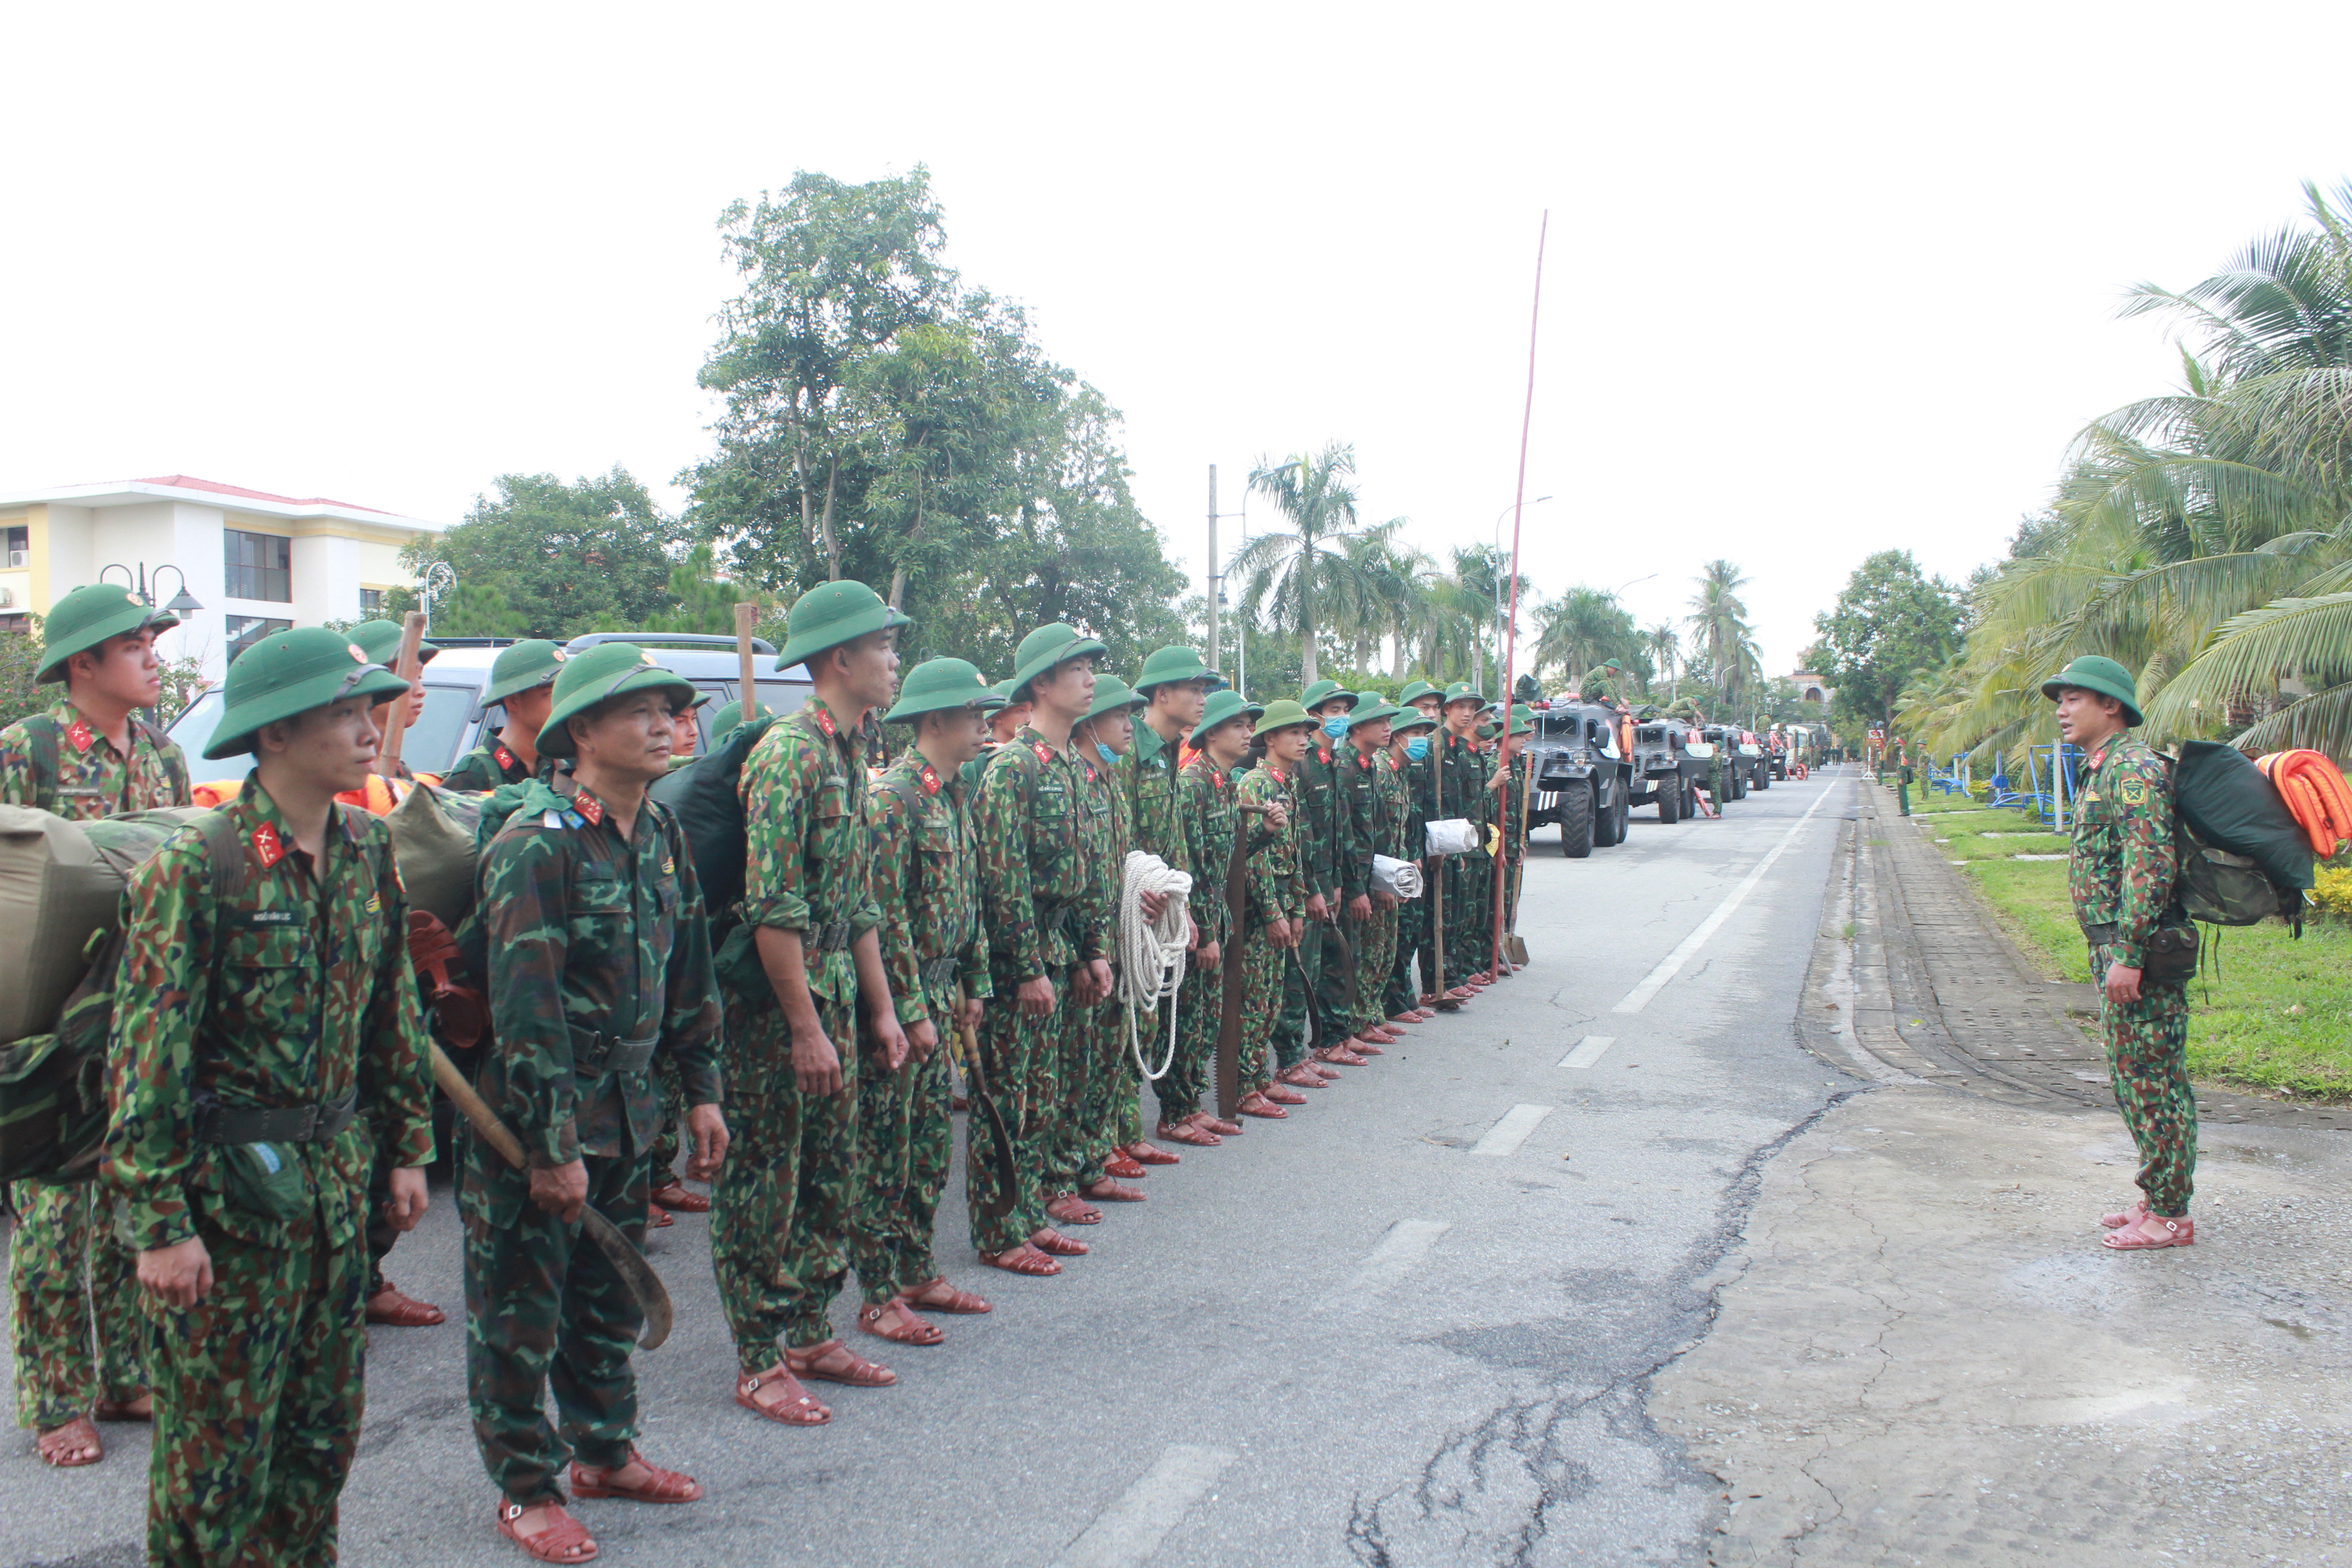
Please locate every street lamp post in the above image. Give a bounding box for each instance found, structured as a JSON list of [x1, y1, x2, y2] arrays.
[[419, 562, 456, 631], [99, 561, 203, 619]]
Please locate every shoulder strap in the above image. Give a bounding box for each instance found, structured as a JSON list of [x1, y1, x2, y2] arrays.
[[136, 718, 193, 806], [20, 713, 59, 804], [197, 806, 250, 905]]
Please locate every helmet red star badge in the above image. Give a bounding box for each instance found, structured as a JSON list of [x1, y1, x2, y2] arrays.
[[348, 644, 368, 662]]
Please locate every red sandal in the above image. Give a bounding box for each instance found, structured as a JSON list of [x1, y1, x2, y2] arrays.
[[2099, 1200, 2149, 1229], [649, 1181, 710, 1214], [1103, 1152, 1149, 1180], [1032, 1228, 1090, 1257], [905, 1275, 993, 1313], [571, 1448, 703, 1503], [1082, 1177, 1146, 1203], [1276, 1063, 1326, 1090], [365, 1281, 447, 1327], [498, 1500, 599, 1562], [1195, 1112, 1244, 1136], [857, 1299, 945, 1347], [1046, 1193, 1102, 1225], [2102, 1217, 2193, 1250], [1262, 1083, 1308, 1106], [1236, 1091, 1289, 1119], [979, 1241, 1063, 1276], [36, 1415, 102, 1468], [1158, 1118, 1220, 1147], [734, 1364, 830, 1426], [786, 1338, 897, 1387], [1127, 1141, 1181, 1166]]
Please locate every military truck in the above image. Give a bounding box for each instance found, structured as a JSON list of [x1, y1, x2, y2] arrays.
[[1526, 700, 1634, 856], [1697, 725, 1750, 801], [1626, 715, 1707, 823], [1739, 730, 1771, 791]]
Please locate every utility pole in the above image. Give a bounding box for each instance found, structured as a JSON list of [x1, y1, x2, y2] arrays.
[[1205, 464, 1219, 675]]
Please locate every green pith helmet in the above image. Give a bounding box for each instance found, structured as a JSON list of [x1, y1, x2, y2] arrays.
[[1397, 679, 1441, 707], [1443, 680, 1486, 708], [707, 699, 745, 743], [34, 583, 180, 684], [2040, 655, 2143, 728], [1008, 622, 1109, 702], [483, 639, 567, 703], [1509, 703, 1534, 736], [1192, 690, 1262, 741], [1134, 645, 1214, 694], [1299, 678, 1359, 713], [1348, 700, 1402, 732], [201, 628, 411, 760], [1083, 675, 1146, 724], [775, 580, 912, 672], [536, 644, 697, 760], [886, 657, 1004, 724], [1253, 698, 1317, 738], [1391, 705, 1437, 734], [1603, 658, 1623, 672], [349, 619, 440, 668]]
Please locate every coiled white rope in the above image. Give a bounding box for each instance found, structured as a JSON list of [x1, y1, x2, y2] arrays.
[[1117, 850, 1193, 1081]]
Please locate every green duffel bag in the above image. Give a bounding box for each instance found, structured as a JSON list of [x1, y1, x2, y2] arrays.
[[384, 782, 486, 929]]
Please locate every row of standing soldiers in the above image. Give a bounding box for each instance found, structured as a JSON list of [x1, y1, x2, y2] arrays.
[[1, 579, 1530, 1564]]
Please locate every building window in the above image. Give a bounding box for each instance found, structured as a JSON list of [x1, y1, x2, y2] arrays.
[[225, 529, 292, 602], [360, 588, 385, 617], [225, 614, 293, 662], [4, 525, 25, 569]]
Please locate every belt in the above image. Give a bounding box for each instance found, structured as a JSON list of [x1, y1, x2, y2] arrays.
[[196, 1089, 358, 1146], [570, 1029, 661, 1076], [921, 955, 962, 992], [804, 918, 855, 954]]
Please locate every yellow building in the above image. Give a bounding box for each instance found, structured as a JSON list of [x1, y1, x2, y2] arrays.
[[0, 475, 443, 679]]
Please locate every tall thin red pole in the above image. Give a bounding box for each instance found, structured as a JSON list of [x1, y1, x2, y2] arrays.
[[1492, 212, 1548, 976]]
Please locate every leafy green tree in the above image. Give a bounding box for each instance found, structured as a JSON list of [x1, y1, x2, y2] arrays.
[[405, 470, 692, 641], [0, 615, 45, 729], [1533, 586, 1647, 688], [434, 582, 530, 638], [1813, 549, 1965, 732], [1234, 443, 1381, 686]]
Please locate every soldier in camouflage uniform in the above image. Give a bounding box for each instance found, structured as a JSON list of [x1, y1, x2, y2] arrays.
[[970, 625, 1116, 1270], [855, 658, 1000, 1348], [958, 680, 1034, 790], [442, 640, 566, 791], [1579, 659, 1630, 709], [1124, 647, 1213, 1153], [461, 644, 728, 1560], [1071, 677, 1153, 1202], [2044, 657, 2198, 1252], [1236, 701, 1317, 1116], [1162, 692, 1258, 1142], [1294, 681, 1354, 1067], [1342, 701, 1409, 1044], [1384, 700, 1444, 1021], [103, 626, 435, 1564], [3, 584, 186, 1468], [1494, 706, 1534, 964], [712, 582, 914, 1423], [1438, 682, 1495, 992]]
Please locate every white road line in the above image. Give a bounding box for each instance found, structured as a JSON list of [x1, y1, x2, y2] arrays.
[[1470, 1103, 1552, 1156], [1347, 1219, 1452, 1295], [1054, 1444, 1237, 1568], [1560, 1034, 1616, 1068], [1613, 782, 1837, 1014]]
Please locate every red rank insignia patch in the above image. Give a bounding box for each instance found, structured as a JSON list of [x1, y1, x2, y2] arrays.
[[1318, 746, 1331, 764], [65, 718, 94, 753], [251, 822, 284, 868], [1032, 741, 1053, 763], [1212, 771, 1225, 788], [575, 791, 604, 827], [920, 764, 941, 795], [495, 746, 515, 770], [814, 707, 838, 738]]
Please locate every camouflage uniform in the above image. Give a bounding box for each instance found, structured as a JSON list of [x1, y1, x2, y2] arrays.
[[1167, 757, 1238, 1122], [863, 753, 990, 1294], [1501, 751, 1530, 926], [3, 700, 187, 1435], [2070, 735, 2194, 1217], [1579, 665, 1626, 708], [1392, 740, 1441, 1010], [464, 774, 721, 1504], [1329, 740, 1378, 1038], [972, 729, 1108, 1249], [1122, 721, 1192, 1136], [711, 699, 882, 1364], [1351, 747, 1408, 1035], [1077, 748, 1132, 1172], [103, 782, 434, 1566], [441, 736, 537, 793], [1439, 730, 1493, 978], [1297, 736, 1348, 1046], [1237, 762, 1308, 1089]]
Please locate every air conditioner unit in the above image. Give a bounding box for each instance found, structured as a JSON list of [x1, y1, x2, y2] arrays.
[[5, 550, 25, 568]]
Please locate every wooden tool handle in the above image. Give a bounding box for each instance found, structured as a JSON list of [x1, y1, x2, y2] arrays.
[[375, 610, 427, 778], [736, 603, 759, 722], [429, 1041, 527, 1169]]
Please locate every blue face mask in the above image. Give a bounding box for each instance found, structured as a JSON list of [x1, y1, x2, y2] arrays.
[[1405, 736, 1430, 761], [1094, 741, 1117, 766], [1322, 715, 1348, 740]]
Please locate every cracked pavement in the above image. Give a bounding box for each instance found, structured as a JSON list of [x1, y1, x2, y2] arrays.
[[5, 773, 1854, 1567]]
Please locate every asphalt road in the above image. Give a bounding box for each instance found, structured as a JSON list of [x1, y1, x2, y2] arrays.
[[2, 769, 1862, 1568]]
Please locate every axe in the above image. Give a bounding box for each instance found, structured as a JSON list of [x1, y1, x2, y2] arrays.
[[427, 1042, 676, 1350]]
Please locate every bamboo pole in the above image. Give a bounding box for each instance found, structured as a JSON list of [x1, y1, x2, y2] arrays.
[[374, 610, 427, 778], [1491, 211, 1548, 977], [735, 602, 760, 722]]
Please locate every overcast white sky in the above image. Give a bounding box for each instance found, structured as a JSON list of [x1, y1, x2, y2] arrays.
[[9, 2, 2352, 675]]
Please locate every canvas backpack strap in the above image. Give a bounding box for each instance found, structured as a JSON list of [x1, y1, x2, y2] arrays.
[[136, 719, 193, 804], [20, 713, 60, 807]]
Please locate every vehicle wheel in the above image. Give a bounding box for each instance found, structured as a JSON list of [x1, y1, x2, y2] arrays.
[[1561, 781, 1595, 858], [1594, 780, 1623, 846], [1616, 789, 1631, 841], [1657, 778, 1681, 823]]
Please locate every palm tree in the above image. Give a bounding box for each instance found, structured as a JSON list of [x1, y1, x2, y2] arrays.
[[1533, 587, 1636, 686], [1686, 559, 1759, 703], [1235, 442, 1376, 685], [1647, 622, 1680, 698]]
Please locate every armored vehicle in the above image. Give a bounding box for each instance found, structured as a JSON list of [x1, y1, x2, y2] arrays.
[[1622, 715, 1704, 823], [1527, 700, 1633, 856]]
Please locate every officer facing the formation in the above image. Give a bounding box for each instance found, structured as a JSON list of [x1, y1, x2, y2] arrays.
[[714, 581, 912, 1424], [1124, 646, 1213, 1142], [1071, 676, 1158, 1197], [442, 639, 568, 790], [2044, 657, 2197, 1253], [464, 644, 730, 1562], [3, 583, 189, 1470], [858, 658, 1001, 1347], [104, 627, 435, 1564], [971, 623, 1115, 1272], [1164, 691, 1258, 1143]]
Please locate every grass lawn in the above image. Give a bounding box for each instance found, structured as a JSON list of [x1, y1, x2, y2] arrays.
[[1892, 775, 2352, 1102]]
